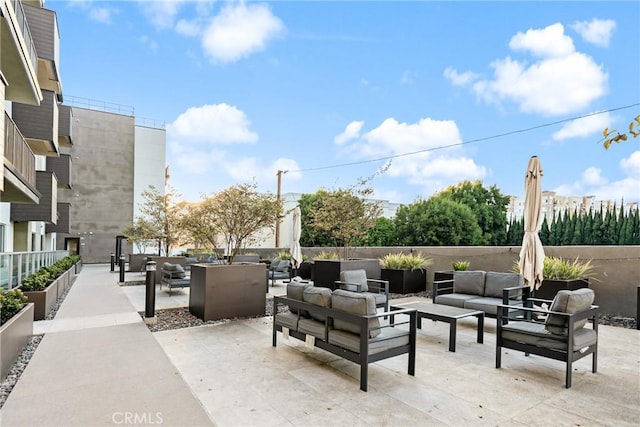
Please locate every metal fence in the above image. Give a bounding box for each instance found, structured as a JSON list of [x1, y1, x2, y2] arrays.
[[0, 250, 69, 291]]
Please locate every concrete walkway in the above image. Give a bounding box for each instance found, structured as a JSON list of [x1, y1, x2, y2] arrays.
[[1, 264, 639, 426], [0, 264, 213, 426]]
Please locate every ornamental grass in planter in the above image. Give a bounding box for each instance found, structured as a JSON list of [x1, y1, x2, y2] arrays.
[[379, 252, 433, 294], [513, 256, 596, 301]]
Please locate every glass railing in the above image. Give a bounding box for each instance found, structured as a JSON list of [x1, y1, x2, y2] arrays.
[[0, 250, 69, 291]]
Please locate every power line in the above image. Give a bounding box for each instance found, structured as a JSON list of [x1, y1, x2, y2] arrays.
[[287, 102, 640, 174]]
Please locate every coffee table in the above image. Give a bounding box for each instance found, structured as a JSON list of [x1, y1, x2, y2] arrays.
[[390, 302, 484, 352]]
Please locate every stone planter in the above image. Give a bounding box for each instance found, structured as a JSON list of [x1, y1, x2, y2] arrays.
[[535, 278, 590, 301], [0, 303, 34, 381], [381, 268, 427, 294], [23, 281, 59, 321], [128, 253, 155, 272], [313, 259, 381, 291], [189, 263, 267, 321]]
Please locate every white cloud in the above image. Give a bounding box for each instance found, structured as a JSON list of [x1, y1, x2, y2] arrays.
[[202, 3, 284, 63], [175, 18, 202, 37], [88, 7, 115, 24], [138, 35, 159, 52], [400, 70, 415, 84], [138, 0, 186, 29], [509, 23, 575, 57], [334, 121, 364, 145], [620, 151, 640, 179], [443, 68, 479, 86], [552, 112, 611, 141], [571, 19, 616, 47], [448, 23, 608, 116], [167, 104, 258, 145]]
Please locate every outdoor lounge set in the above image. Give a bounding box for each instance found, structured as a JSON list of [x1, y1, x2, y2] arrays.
[[272, 269, 599, 390]]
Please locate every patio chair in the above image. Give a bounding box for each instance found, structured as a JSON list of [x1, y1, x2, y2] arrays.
[[496, 288, 598, 388], [268, 260, 291, 286], [335, 269, 389, 312]]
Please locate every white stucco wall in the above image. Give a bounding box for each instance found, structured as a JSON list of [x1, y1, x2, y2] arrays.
[[133, 125, 166, 219]]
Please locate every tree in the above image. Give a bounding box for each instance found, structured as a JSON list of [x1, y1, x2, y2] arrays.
[[298, 193, 333, 247], [365, 217, 397, 246], [394, 198, 483, 246], [602, 115, 640, 149], [310, 182, 382, 259], [122, 217, 155, 254], [199, 183, 283, 264], [137, 185, 183, 256], [434, 180, 509, 245]]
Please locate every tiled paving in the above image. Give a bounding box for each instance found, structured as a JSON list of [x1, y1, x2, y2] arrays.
[[1, 264, 639, 426]]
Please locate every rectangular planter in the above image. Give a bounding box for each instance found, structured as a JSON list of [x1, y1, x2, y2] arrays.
[[189, 264, 267, 321], [23, 280, 59, 321], [0, 303, 34, 381], [536, 278, 590, 301], [74, 259, 83, 274], [381, 268, 427, 294], [313, 259, 381, 291]]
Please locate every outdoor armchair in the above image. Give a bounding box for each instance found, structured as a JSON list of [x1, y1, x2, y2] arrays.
[[335, 269, 389, 312], [269, 260, 292, 286], [496, 288, 598, 388]]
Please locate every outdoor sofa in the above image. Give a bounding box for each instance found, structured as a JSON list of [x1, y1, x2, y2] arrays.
[[160, 262, 190, 295], [433, 270, 526, 317], [273, 282, 417, 391]]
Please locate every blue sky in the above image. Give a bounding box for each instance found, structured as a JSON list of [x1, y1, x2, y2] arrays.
[[54, 0, 640, 205]]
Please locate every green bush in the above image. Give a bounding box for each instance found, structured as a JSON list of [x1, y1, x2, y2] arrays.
[[379, 252, 433, 271], [0, 289, 27, 325], [20, 255, 79, 292], [452, 260, 470, 271]]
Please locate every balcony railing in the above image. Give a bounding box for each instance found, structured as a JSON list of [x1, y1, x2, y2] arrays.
[[4, 112, 36, 188], [0, 250, 69, 290], [9, 0, 38, 72]]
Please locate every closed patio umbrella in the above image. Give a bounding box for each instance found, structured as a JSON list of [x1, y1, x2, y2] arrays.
[[518, 156, 546, 291], [290, 206, 303, 274]]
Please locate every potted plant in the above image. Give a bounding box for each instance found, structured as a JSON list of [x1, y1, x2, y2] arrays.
[[188, 183, 283, 321], [0, 289, 34, 381], [379, 252, 433, 294], [452, 260, 470, 271], [537, 256, 596, 300], [434, 260, 469, 282]]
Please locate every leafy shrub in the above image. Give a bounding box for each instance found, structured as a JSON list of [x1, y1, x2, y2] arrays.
[[543, 256, 596, 280], [452, 260, 470, 271], [20, 255, 79, 292], [0, 289, 27, 325], [276, 251, 292, 260], [379, 252, 433, 271]]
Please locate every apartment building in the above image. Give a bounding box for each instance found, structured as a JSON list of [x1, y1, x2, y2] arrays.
[[1, 0, 166, 265]]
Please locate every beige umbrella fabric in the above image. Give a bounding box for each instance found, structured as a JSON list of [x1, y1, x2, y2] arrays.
[[518, 156, 546, 290], [290, 206, 303, 271]]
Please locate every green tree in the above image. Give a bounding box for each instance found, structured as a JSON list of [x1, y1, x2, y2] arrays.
[[122, 217, 156, 254], [435, 180, 509, 245], [298, 193, 332, 247], [199, 183, 283, 264], [394, 198, 483, 246], [138, 185, 183, 256], [365, 217, 396, 246]]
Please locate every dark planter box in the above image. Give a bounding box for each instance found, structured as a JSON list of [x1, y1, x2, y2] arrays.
[[381, 268, 427, 294], [0, 303, 34, 381], [313, 259, 381, 291], [189, 264, 267, 321], [23, 281, 59, 321], [296, 261, 313, 280], [535, 278, 590, 301]]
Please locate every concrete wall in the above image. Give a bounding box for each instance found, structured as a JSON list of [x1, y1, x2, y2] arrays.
[[56, 108, 135, 263], [133, 125, 166, 220]]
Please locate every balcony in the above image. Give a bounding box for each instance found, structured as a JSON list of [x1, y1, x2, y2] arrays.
[[10, 170, 57, 222], [58, 104, 72, 147], [11, 89, 60, 156], [45, 201, 70, 233], [46, 153, 71, 188], [1, 0, 41, 104], [23, 3, 61, 97], [2, 112, 39, 203]]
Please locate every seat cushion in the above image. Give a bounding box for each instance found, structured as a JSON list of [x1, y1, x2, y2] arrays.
[[502, 321, 597, 351], [302, 287, 332, 321], [484, 272, 523, 298], [463, 297, 503, 315], [453, 271, 485, 295], [434, 293, 480, 308], [298, 318, 326, 339], [340, 269, 369, 292], [328, 327, 409, 354], [331, 289, 380, 338], [286, 282, 312, 315], [545, 289, 595, 335], [275, 312, 300, 331]]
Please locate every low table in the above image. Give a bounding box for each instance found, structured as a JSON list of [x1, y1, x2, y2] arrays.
[[390, 302, 484, 352]]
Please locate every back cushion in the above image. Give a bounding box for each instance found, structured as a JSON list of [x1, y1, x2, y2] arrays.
[[173, 264, 186, 278], [484, 272, 523, 298], [453, 271, 485, 295], [286, 282, 312, 315], [340, 269, 369, 292], [545, 289, 595, 335], [303, 287, 332, 321], [277, 260, 290, 272], [163, 262, 177, 271], [331, 289, 380, 338]]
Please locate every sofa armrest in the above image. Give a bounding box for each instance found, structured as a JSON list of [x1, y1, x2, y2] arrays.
[[366, 278, 389, 296], [433, 279, 454, 297], [335, 280, 364, 292]]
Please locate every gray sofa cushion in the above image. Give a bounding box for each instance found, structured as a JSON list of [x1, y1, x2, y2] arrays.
[[302, 287, 332, 321], [298, 318, 326, 339], [503, 321, 597, 351], [275, 312, 299, 331], [463, 297, 503, 315], [484, 272, 523, 298], [163, 262, 185, 279], [328, 327, 409, 354], [453, 271, 485, 295], [340, 269, 369, 292], [434, 293, 479, 308], [331, 289, 380, 338], [286, 282, 312, 315], [545, 289, 595, 335]]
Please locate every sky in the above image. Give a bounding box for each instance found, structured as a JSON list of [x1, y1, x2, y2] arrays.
[[52, 0, 640, 205]]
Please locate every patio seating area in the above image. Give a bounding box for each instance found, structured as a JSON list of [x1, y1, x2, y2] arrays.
[[1, 263, 638, 426]]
